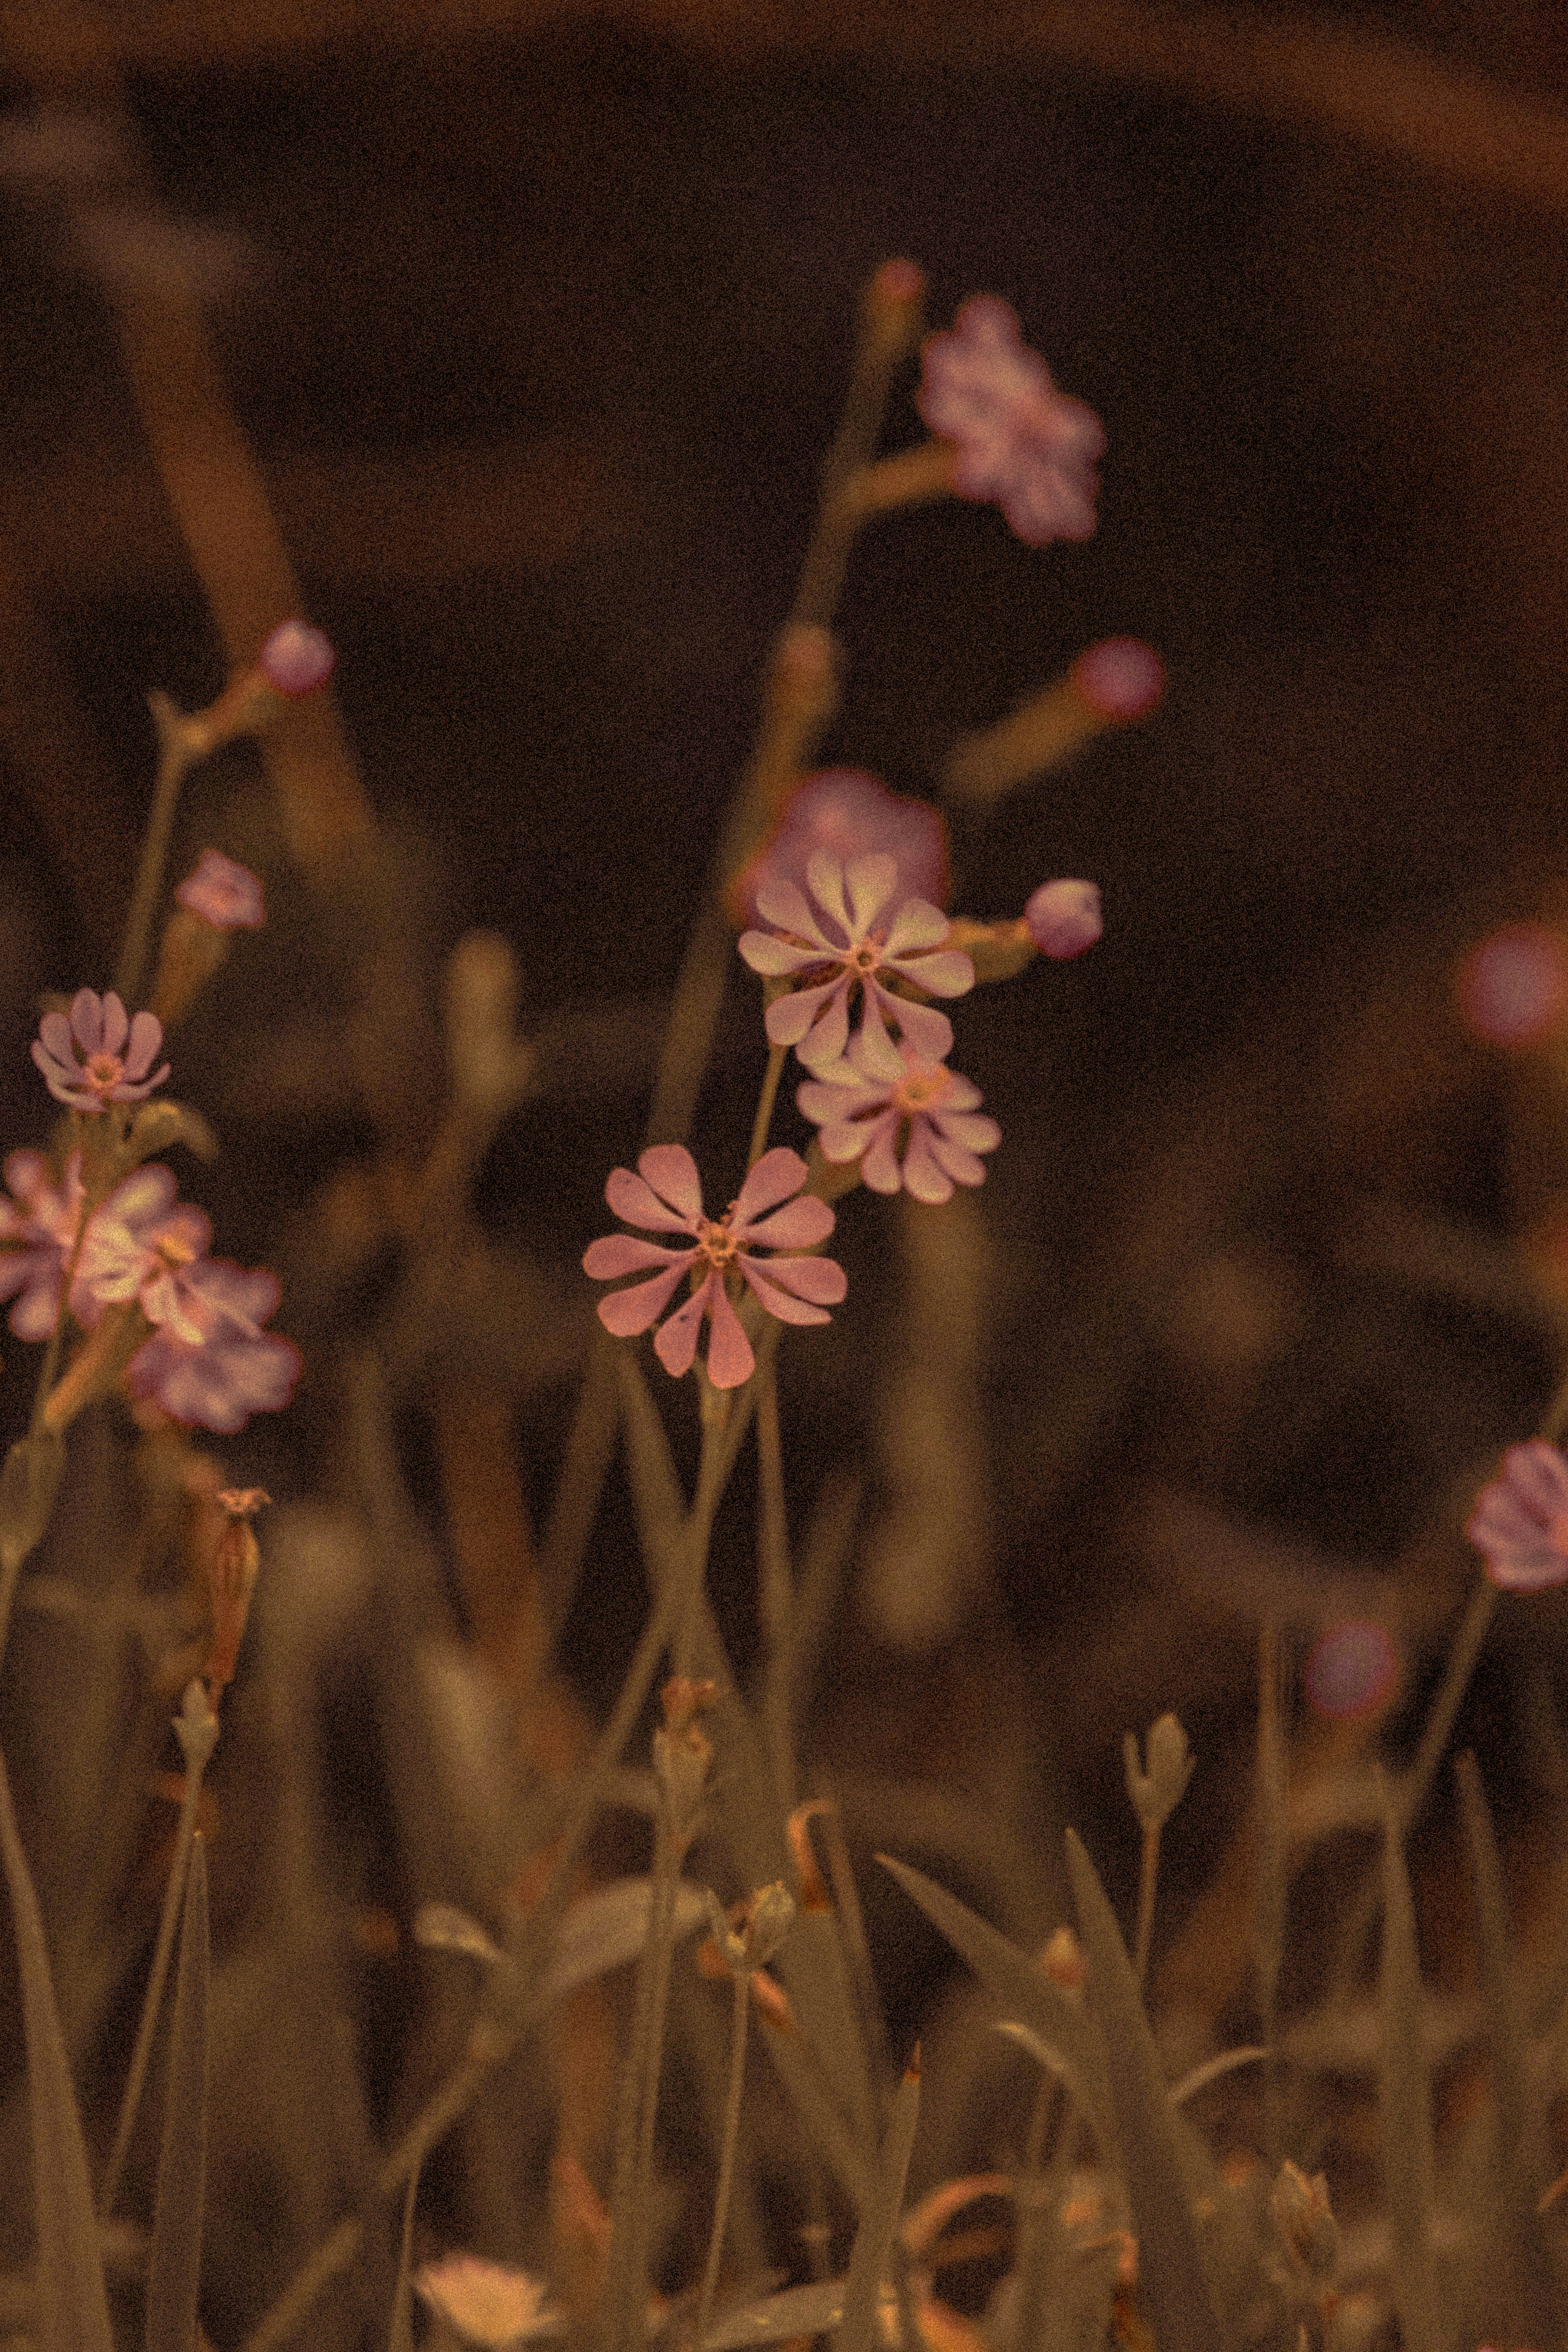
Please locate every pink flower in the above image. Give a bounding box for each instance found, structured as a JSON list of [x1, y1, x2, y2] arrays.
[[917, 296, 1105, 546], [1455, 923, 1568, 1049], [0, 1150, 85, 1339], [415, 2252, 561, 2346], [124, 1258, 300, 1433], [1025, 879, 1103, 960], [1072, 639, 1166, 722], [32, 988, 169, 1113], [727, 770, 949, 930], [258, 619, 334, 697], [175, 848, 265, 931], [739, 850, 973, 1079], [1467, 1441, 1568, 1590], [583, 1144, 846, 1389], [797, 1037, 1001, 1204], [70, 1163, 212, 1339]]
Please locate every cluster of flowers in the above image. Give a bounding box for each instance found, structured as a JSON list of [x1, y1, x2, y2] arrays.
[[0, 851, 299, 1435], [583, 295, 1120, 1392]]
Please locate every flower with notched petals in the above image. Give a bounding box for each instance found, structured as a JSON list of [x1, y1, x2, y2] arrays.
[[797, 1036, 1000, 1204], [584, 1144, 845, 1389], [918, 296, 1105, 546], [70, 1162, 211, 1338], [125, 1259, 300, 1434], [175, 848, 265, 931], [740, 849, 973, 1079], [32, 988, 169, 1113], [0, 1150, 85, 1338], [1467, 1440, 1568, 1590]]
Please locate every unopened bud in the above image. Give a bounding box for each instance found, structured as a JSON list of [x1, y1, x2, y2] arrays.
[[1024, 879, 1102, 961], [946, 639, 1165, 801], [444, 931, 532, 1114], [258, 620, 335, 697], [205, 1488, 268, 1693], [701, 1880, 797, 1976], [1269, 2160, 1337, 2279], [1124, 1713, 1194, 1833], [1039, 1924, 1085, 1994]]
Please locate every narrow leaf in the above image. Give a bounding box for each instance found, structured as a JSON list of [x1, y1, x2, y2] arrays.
[[0, 1740, 113, 2352], [699, 2277, 846, 2350], [878, 1854, 1113, 2157], [1063, 1828, 1224, 2352], [546, 1877, 708, 2000], [756, 2007, 874, 2212], [1377, 1776, 1438, 2352], [834, 2056, 918, 2352], [386, 2168, 419, 2352], [145, 1835, 210, 2352]]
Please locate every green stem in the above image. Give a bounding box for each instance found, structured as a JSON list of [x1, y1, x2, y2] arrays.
[[1131, 1824, 1159, 1991], [746, 1044, 787, 1171], [756, 1363, 794, 1815], [695, 1971, 750, 2352], [116, 701, 197, 1010]]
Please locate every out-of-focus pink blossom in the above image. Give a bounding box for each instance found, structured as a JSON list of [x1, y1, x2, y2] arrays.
[[1025, 879, 1103, 960], [1467, 1440, 1568, 1591], [415, 2252, 562, 2346], [258, 619, 335, 697], [1073, 639, 1166, 722], [1455, 923, 1568, 1049], [0, 1150, 84, 1339], [728, 770, 948, 929], [740, 850, 973, 1078], [71, 1163, 212, 1339], [918, 296, 1105, 546], [1303, 1620, 1399, 1719], [125, 1259, 300, 1434], [584, 1144, 845, 1389], [797, 1036, 1001, 1204], [32, 988, 169, 1113], [175, 848, 265, 931]]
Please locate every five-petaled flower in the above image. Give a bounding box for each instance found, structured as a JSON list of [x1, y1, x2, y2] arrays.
[[584, 1144, 845, 1389], [918, 295, 1105, 546], [797, 1035, 1001, 1204], [1467, 1440, 1568, 1590], [32, 988, 169, 1113], [175, 848, 265, 931], [70, 1163, 212, 1339], [739, 850, 973, 1080], [0, 1149, 84, 1338]]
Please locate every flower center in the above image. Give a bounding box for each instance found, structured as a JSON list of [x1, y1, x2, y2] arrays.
[[849, 936, 883, 975], [695, 1215, 739, 1270], [85, 1051, 125, 1097], [892, 1062, 951, 1114]]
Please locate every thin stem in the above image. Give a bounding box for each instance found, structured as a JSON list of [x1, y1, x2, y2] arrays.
[[1131, 1825, 1159, 1990], [602, 1798, 683, 2352], [99, 1700, 219, 2219], [746, 1044, 787, 1171], [756, 1363, 794, 1814], [1254, 1621, 1288, 2165], [695, 1972, 751, 2352], [116, 704, 196, 1010]]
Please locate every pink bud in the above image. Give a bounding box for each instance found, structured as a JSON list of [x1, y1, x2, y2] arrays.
[[1072, 639, 1166, 722], [871, 256, 925, 308], [258, 620, 335, 698], [1025, 878, 1102, 959], [1303, 1620, 1398, 1721], [1455, 922, 1568, 1049]]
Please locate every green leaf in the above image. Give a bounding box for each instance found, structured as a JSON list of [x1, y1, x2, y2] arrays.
[[1377, 1776, 1438, 2352], [1063, 1829, 1225, 2352], [833, 2057, 918, 2352], [0, 1740, 113, 2352], [145, 1836, 210, 2352], [878, 1853, 1113, 2157], [699, 2277, 846, 2350]]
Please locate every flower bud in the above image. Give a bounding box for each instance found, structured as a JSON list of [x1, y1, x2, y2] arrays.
[[1024, 879, 1102, 960], [444, 931, 532, 1115], [1039, 1923, 1085, 1994], [1455, 922, 1568, 1049], [258, 620, 335, 697], [1124, 1713, 1194, 1832], [205, 1487, 268, 1693], [1269, 2160, 1338, 2279]]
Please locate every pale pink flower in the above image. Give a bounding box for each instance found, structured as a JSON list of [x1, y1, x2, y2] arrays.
[[125, 1259, 300, 1433], [258, 619, 334, 696], [0, 1150, 85, 1338], [797, 1036, 1001, 1204], [175, 848, 264, 931], [415, 2251, 562, 2346], [739, 850, 973, 1079], [70, 1163, 212, 1339], [1025, 878, 1102, 960], [917, 296, 1105, 545], [583, 1144, 845, 1389], [727, 769, 949, 930], [1467, 1440, 1568, 1590], [32, 988, 169, 1113]]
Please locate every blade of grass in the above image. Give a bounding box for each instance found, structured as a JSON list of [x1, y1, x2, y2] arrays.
[[1063, 1829, 1225, 2352], [1254, 1622, 1289, 2161], [1377, 1772, 1437, 2352], [144, 1835, 210, 2352], [834, 2056, 919, 2352], [0, 1738, 114, 2352], [386, 2167, 419, 2352]]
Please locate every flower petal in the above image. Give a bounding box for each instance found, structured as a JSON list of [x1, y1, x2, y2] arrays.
[[37, 1012, 74, 1065], [702, 1282, 756, 1388], [653, 1276, 718, 1379], [933, 1109, 1002, 1156], [636, 1145, 704, 1221], [742, 1193, 835, 1250], [860, 1124, 905, 1193], [739, 931, 822, 978], [739, 1263, 833, 1327], [804, 851, 855, 942], [882, 899, 953, 957], [597, 1263, 688, 1337], [123, 1010, 165, 1082], [924, 1128, 989, 1189], [754, 875, 829, 946], [847, 1001, 907, 1084], [742, 1252, 846, 1307], [842, 852, 898, 935], [765, 978, 844, 1050], [731, 1146, 810, 1225], [901, 1122, 957, 1204], [793, 987, 852, 1072], [887, 946, 975, 999], [877, 993, 954, 1065], [72, 988, 110, 1052], [583, 1235, 692, 1280], [604, 1167, 698, 1236]]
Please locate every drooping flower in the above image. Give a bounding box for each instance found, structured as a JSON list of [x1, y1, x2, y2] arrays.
[[0, 1149, 85, 1338], [32, 988, 169, 1113], [258, 619, 335, 697], [1025, 878, 1103, 960], [727, 769, 949, 930], [70, 1162, 212, 1338], [175, 848, 265, 931], [917, 296, 1105, 546], [583, 1144, 845, 1389], [739, 850, 973, 1079], [124, 1259, 300, 1434], [1467, 1440, 1568, 1590], [797, 1036, 1001, 1204]]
